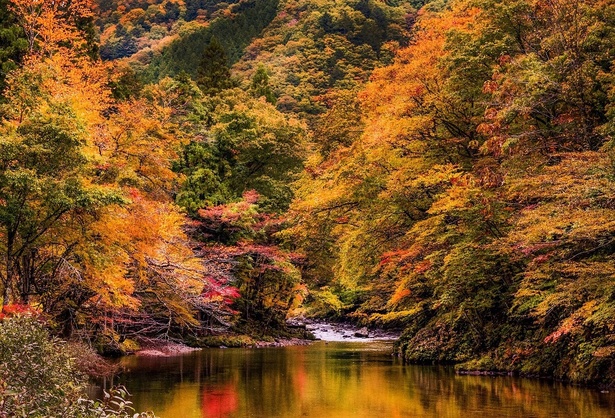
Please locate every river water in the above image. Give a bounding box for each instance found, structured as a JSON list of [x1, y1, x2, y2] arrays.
[[96, 339, 615, 418]]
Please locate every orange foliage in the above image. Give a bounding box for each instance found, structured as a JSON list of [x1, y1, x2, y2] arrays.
[[9, 0, 94, 56]]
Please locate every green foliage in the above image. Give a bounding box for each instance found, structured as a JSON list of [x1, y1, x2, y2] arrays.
[[456, 356, 498, 373], [82, 386, 158, 418], [233, 247, 303, 328], [174, 87, 306, 213], [0, 316, 86, 417], [109, 65, 145, 100], [0, 0, 27, 97], [0, 103, 124, 306], [196, 334, 256, 347], [146, 0, 280, 80], [250, 64, 276, 104], [305, 287, 345, 317], [99, 23, 139, 60], [4, 0, 614, 391], [0, 0, 235, 347], [196, 36, 235, 93], [0, 316, 158, 417], [193, 192, 307, 332], [234, 0, 412, 123], [164, 68, 309, 333]]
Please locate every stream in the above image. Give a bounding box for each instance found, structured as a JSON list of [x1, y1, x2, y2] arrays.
[[92, 326, 615, 417]]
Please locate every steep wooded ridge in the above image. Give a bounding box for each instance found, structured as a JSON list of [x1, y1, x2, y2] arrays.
[[292, 0, 615, 386], [0, 0, 613, 390]]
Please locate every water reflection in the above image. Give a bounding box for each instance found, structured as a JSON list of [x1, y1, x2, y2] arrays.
[[95, 342, 615, 418], [202, 383, 238, 417]]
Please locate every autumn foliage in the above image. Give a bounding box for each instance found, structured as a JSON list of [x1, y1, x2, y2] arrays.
[[291, 0, 615, 386], [0, 0, 237, 349]]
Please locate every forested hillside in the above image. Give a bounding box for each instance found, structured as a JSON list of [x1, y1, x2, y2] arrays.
[[95, 0, 249, 60], [291, 0, 615, 386], [0, 0, 614, 395]]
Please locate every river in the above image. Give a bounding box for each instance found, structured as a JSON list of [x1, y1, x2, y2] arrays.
[[93, 338, 615, 418]]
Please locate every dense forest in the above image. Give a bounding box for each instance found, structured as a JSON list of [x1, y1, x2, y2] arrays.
[[0, 0, 614, 413]]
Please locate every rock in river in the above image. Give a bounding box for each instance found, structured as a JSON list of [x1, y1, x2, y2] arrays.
[[354, 327, 369, 338]]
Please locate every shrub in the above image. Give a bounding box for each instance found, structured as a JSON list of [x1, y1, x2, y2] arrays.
[[0, 315, 156, 418], [0, 315, 87, 417]]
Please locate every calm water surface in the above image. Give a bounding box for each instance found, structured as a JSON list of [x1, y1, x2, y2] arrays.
[[97, 341, 615, 418]]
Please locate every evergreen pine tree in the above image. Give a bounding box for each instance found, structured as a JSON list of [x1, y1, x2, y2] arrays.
[[0, 0, 28, 97], [250, 64, 276, 104], [196, 36, 234, 93]]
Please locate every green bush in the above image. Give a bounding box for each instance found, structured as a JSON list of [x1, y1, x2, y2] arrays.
[[0, 316, 155, 418], [0, 316, 87, 417]]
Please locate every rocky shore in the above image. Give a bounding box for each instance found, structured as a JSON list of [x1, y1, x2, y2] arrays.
[[132, 320, 400, 356], [136, 339, 201, 357], [295, 319, 400, 342]]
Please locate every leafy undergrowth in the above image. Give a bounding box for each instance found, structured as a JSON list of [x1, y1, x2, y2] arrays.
[[0, 314, 157, 417]]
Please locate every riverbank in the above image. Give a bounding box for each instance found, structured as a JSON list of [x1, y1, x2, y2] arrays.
[[304, 320, 400, 342], [93, 321, 614, 390], [136, 339, 202, 357], [130, 320, 400, 355]]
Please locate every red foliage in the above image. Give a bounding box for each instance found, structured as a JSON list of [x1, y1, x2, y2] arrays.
[[127, 187, 141, 200], [414, 260, 432, 274], [95, 163, 111, 171], [202, 279, 241, 301], [242, 189, 260, 204], [198, 205, 243, 222], [0, 303, 40, 321], [193, 191, 304, 322], [379, 249, 414, 267], [532, 254, 551, 265]]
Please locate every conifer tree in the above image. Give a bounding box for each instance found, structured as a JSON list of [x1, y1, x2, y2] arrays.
[[250, 64, 276, 104], [196, 36, 234, 93], [0, 0, 27, 96]]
